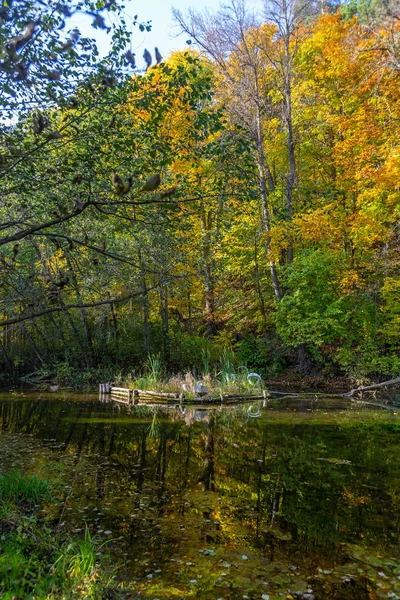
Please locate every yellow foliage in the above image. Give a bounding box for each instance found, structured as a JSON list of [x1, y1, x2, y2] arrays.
[[338, 271, 360, 294], [293, 207, 340, 246]]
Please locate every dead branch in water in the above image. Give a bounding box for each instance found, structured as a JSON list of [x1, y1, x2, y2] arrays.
[[345, 377, 400, 398]]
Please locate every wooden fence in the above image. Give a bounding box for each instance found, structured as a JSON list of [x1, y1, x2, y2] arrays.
[[99, 384, 269, 405]]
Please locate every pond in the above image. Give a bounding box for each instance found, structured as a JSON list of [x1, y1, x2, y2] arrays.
[[1, 392, 400, 599]]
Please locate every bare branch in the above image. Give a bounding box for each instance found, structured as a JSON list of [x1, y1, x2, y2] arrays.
[[0, 283, 164, 327], [0, 202, 92, 247]]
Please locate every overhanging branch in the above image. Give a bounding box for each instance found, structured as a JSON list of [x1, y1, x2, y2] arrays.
[[0, 284, 162, 327]]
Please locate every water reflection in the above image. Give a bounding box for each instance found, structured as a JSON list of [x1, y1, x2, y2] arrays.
[[1, 393, 400, 598]]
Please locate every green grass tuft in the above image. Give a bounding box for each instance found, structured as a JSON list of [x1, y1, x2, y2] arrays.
[[0, 471, 51, 506]]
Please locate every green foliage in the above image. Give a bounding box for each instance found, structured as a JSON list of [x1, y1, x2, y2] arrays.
[[30, 362, 119, 390], [218, 347, 236, 385], [0, 474, 116, 600], [145, 353, 164, 382], [340, 0, 394, 22], [0, 0, 137, 116], [0, 8, 399, 384], [274, 248, 400, 377], [336, 345, 400, 379], [0, 522, 115, 600], [53, 526, 114, 598], [0, 471, 51, 506], [275, 249, 351, 348], [0, 529, 56, 600], [381, 277, 400, 342]]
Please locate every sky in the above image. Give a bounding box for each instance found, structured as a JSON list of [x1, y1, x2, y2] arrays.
[[68, 0, 224, 70]]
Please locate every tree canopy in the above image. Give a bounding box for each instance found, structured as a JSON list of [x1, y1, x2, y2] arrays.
[[0, 0, 399, 382]]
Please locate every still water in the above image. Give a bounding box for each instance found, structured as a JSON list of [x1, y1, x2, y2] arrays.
[[1, 392, 400, 599]]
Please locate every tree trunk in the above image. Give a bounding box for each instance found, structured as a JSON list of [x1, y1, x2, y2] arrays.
[[297, 342, 313, 375], [19, 323, 44, 365], [284, 41, 295, 265], [254, 234, 269, 344], [142, 276, 150, 354], [138, 247, 150, 354], [110, 303, 118, 362], [0, 337, 13, 370], [201, 206, 217, 335], [63, 251, 94, 365], [345, 377, 400, 398], [187, 291, 193, 333], [58, 294, 91, 369], [159, 284, 170, 365], [45, 313, 70, 361], [255, 101, 283, 302]]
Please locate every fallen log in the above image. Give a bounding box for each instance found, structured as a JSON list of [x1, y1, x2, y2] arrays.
[[345, 377, 400, 398]]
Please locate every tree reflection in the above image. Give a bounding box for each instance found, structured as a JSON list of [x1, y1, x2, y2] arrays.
[[1, 394, 400, 576]]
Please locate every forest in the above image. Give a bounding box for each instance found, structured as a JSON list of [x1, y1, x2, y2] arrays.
[[1, 2, 400, 598], [1, 0, 399, 388]]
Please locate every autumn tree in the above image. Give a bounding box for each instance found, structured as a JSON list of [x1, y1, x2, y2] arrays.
[[174, 0, 285, 301], [274, 12, 400, 375]]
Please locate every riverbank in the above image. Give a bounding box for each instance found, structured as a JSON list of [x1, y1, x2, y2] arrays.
[[2, 363, 356, 395], [263, 371, 352, 394]]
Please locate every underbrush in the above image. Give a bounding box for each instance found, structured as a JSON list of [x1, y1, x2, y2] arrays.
[[14, 331, 285, 392], [20, 343, 271, 394], [0, 472, 120, 599]]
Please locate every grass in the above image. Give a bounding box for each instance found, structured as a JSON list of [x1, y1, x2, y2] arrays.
[[0, 472, 120, 600], [0, 470, 51, 506], [145, 352, 164, 383], [25, 345, 268, 395], [52, 526, 116, 598], [120, 349, 265, 397], [54, 526, 99, 580]]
